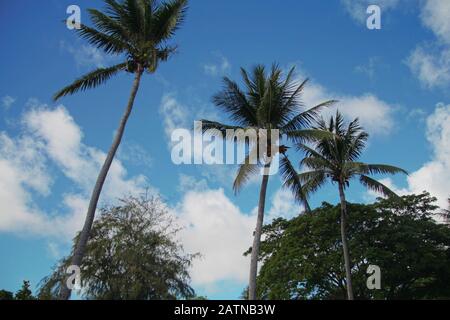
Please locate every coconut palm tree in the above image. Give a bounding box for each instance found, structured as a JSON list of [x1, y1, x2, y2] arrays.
[[292, 111, 407, 299], [54, 0, 188, 300], [199, 64, 336, 299]]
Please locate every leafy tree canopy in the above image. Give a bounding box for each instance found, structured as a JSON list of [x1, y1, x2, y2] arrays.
[[38, 195, 197, 300], [0, 280, 36, 300], [253, 192, 450, 299]]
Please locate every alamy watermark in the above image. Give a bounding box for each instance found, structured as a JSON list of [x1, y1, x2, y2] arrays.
[[366, 264, 381, 290], [170, 121, 281, 175], [66, 5, 81, 30], [66, 265, 82, 290], [367, 5, 381, 30]]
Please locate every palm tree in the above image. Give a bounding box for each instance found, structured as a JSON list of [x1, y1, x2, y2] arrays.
[[199, 64, 336, 299], [54, 0, 188, 300], [292, 111, 407, 299]]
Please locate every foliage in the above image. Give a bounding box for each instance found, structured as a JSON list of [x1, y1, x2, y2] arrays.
[[54, 0, 188, 100], [200, 64, 336, 206], [0, 290, 15, 300], [294, 111, 407, 199], [0, 281, 37, 300], [14, 280, 36, 300], [254, 193, 450, 299], [38, 196, 197, 300]]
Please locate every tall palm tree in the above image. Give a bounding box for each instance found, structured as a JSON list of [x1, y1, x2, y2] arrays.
[[292, 111, 407, 299], [54, 0, 188, 300], [200, 64, 336, 300]]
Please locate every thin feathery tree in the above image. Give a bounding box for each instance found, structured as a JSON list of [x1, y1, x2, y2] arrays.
[[200, 64, 336, 300], [292, 111, 407, 299], [53, 0, 188, 300]]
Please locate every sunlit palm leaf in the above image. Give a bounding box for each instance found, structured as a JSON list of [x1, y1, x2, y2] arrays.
[[233, 147, 259, 193], [53, 63, 127, 101], [359, 175, 399, 198], [280, 155, 311, 211]]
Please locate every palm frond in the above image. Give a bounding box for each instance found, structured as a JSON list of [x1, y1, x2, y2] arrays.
[[197, 120, 244, 134], [281, 99, 337, 133], [297, 144, 333, 166], [233, 148, 260, 194], [156, 45, 177, 62], [123, 0, 144, 36], [300, 157, 332, 171], [298, 170, 327, 195], [53, 62, 127, 101], [87, 8, 130, 42], [352, 163, 408, 176], [280, 155, 311, 211], [213, 77, 256, 126], [152, 0, 188, 42], [77, 24, 130, 55], [359, 175, 400, 198], [284, 128, 334, 144], [345, 130, 369, 161]]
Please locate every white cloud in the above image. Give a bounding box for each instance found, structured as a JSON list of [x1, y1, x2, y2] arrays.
[[406, 103, 450, 207], [174, 181, 299, 291], [341, 0, 401, 24], [60, 41, 108, 68], [203, 54, 231, 76], [406, 0, 450, 88], [367, 103, 450, 209], [118, 142, 153, 169], [159, 93, 190, 140], [1, 95, 16, 110], [299, 75, 395, 135], [406, 45, 450, 89], [0, 102, 151, 239], [176, 189, 254, 286], [266, 188, 301, 221], [177, 174, 209, 193], [421, 0, 450, 45], [354, 57, 380, 79]]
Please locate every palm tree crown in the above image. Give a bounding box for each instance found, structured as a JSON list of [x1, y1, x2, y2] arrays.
[[201, 64, 336, 199], [54, 0, 187, 100], [297, 111, 408, 198]]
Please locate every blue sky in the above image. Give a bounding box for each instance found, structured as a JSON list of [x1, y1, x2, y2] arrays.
[[1, 0, 450, 299]]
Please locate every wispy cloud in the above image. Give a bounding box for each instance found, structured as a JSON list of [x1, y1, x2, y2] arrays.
[[1, 95, 16, 110], [406, 0, 450, 89], [203, 53, 231, 77], [354, 57, 380, 79], [59, 40, 109, 69], [341, 0, 401, 24]]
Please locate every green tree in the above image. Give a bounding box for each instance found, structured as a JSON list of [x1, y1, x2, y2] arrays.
[[290, 111, 407, 299], [0, 290, 14, 300], [54, 0, 188, 300], [199, 64, 335, 299], [254, 193, 450, 299], [38, 196, 197, 300], [15, 281, 35, 300], [442, 197, 450, 224]]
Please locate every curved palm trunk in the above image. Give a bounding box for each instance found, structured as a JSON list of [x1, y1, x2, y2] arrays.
[[338, 182, 354, 300], [304, 199, 312, 213], [248, 167, 270, 300], [59, 69, 143, 300]]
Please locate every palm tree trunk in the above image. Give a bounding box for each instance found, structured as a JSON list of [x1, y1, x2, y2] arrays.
[[338, 182, 354, 300], [248, 166, 270, 300], [304, 200, 311, 213], [59, 68, 144, 300]]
